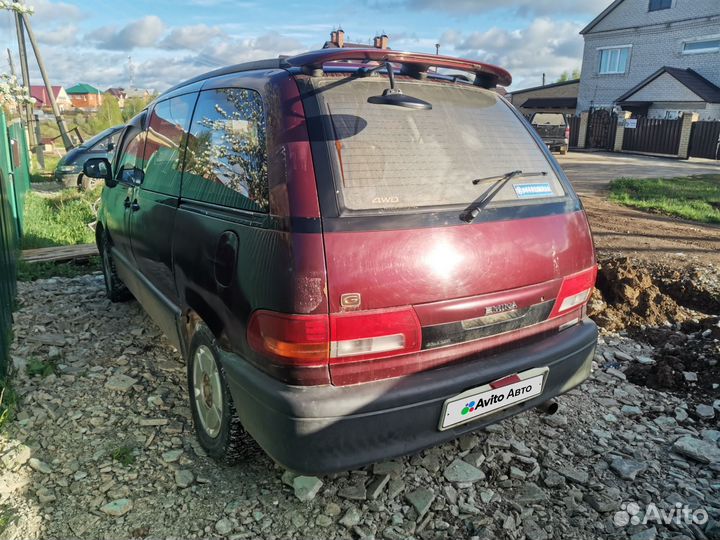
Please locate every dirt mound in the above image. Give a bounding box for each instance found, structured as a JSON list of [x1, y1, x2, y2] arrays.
[[588, 257, 692, 331], [655, 266, 720, 315], [625, 317, 720, 408]]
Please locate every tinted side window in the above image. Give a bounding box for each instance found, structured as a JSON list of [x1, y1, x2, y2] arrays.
[[116, 130, 146, 182], [142, 93, 197, 195], [181, 88, 268, 212], [90, 133, 113, 152]]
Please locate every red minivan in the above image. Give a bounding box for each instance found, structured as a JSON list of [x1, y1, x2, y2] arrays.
[[86, 48, 597, 474]]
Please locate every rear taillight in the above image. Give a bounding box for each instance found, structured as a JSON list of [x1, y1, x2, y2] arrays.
[[330, 307, 421, 362], [564, 126, 570, 142], [247, 307, 422, 370], [549, 266, 597, 318], [247, 311, 329, 366]]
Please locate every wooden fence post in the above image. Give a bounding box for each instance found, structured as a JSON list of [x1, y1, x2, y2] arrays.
[[577, 112, 590, 148], [678, 113, 699, 159], [613, 112, 632, 152]]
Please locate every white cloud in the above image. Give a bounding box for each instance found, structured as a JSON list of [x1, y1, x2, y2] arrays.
[[88, 16, 165, 51], [37, 24, 78, 46], [441, 18, 585, 89], [30, 0, 83, 23], [158, 24, 225, 50], [406, 0, 609, 16]]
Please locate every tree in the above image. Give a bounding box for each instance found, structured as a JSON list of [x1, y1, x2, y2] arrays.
[[89, 95, 123, 134], [0, 73, 34, 119], [556, 68, 582, 84], [122, 96, 152, 122]]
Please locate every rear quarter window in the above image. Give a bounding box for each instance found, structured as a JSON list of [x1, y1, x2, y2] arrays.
[[307, 78, 565, 213], [181, 88, 269, 213]]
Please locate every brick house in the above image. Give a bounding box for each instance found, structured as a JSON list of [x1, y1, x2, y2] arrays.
[[66, 83, 103, 110], [577, 0, 720, 120], [322, 28, 390, 49]]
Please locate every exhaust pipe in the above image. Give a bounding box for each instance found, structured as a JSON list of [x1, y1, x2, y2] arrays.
[[536, 399, 559, 415]]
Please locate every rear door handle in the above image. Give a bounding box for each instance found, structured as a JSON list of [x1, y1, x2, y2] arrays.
[[131, 200, 140, 212]]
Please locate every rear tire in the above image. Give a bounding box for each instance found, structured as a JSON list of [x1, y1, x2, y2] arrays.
[[100, 231, 132, 302], [560, 146, 568, 155], [187, 325, 251, 464]]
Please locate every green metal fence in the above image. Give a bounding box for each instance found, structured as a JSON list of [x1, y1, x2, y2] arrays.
[[7, 120, 30, 233], [0, 110, 29, 378]]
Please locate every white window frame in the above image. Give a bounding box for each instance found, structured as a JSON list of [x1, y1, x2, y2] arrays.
[[682, 34, 720, 55], [597, 45, 632, 75]]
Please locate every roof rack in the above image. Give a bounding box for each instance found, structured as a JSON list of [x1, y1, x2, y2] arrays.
[[285, 48, 511, 88]]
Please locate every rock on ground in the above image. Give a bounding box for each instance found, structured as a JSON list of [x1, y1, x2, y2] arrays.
[[0, 274, 718, 539]]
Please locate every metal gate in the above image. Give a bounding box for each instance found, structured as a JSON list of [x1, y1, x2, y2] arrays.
[[568, 115, 581, 148], [586, 109, 617, 150], [622, 118, 682, 155], [688, 121, 720, 160]]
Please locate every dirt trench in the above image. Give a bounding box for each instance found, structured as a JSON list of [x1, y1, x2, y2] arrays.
[[589, 256, 720, 406]]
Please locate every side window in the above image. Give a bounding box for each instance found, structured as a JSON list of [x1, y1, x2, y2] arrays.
[[90, 134, 112, 152], [141, 93, 197, 195], [115, 129, 146, 185], [181, 88, 268, 212]]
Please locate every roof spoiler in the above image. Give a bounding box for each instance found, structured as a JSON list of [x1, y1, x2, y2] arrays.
[[285, 49, 512, 89]]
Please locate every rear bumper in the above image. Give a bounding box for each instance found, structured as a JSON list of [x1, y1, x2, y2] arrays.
[[220, 319, 597, 474], [543, 139, 568, 148]]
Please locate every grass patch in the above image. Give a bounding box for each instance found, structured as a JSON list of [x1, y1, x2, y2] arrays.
[[17, 257, 101, 282], [110, 446, 136, 466], [0, 379, 17, 433], [26, 357, 57, 378], [22, 187, 101, 249], [0, 505, 17, 536], [609, 175, 720, 224], [29, 155, 60, 183]]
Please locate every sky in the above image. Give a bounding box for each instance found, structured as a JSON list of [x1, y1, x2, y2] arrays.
[[0, 0, 613, 93]]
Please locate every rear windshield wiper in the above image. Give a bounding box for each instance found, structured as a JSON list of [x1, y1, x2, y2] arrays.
[[460, 170, 548, 223]]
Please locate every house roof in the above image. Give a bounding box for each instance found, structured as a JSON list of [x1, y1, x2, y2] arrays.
[[106, 87, 126, 98], [508, 78, 579, 97], [521, 97, 578, 109], [29, 85, 64, 106], [617, 66, 720, 104], [580, 0, 625, 35], [66, 83, 101, 95]]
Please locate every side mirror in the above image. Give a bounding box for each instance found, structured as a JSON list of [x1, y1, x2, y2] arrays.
[[107, 142, 115, 152], [83, 157, 116, 188]]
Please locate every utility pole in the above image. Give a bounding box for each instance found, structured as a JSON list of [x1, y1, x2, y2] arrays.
[[6, 48, 24, 121], [12, 2, 35, 149], [19, 10, 73, 150]]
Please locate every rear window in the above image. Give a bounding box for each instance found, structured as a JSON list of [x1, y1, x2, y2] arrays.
[[309, 77, 565, 212], [531, 113, 567, 126]]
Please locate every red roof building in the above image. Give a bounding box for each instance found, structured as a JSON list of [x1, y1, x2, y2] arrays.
[[29, 85, 71, 111]]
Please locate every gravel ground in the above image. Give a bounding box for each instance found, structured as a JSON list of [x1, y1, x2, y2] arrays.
[[1, 274, 719, 540]]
